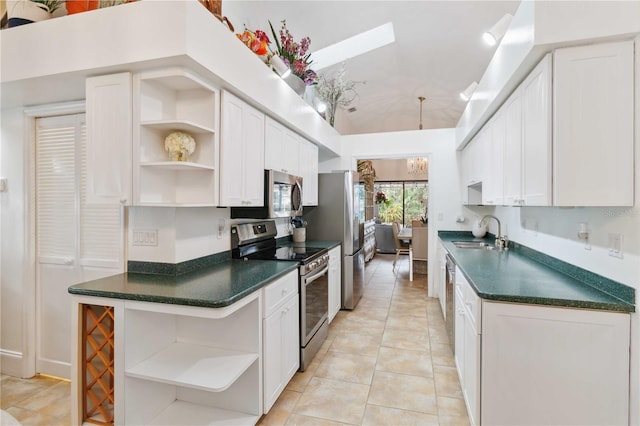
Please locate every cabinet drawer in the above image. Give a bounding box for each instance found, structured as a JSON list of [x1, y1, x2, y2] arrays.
[[455, 266, 482, 331], [264, 271, 298, 317]]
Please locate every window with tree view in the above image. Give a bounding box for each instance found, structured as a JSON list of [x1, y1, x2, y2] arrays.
[[374, 181, 428, 226]]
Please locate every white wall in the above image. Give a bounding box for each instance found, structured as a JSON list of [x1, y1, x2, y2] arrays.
[[337, 128, 470, 296], [0, 108, 30, 377]]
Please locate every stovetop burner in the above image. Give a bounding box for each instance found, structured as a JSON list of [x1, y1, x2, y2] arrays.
[[247, 245, 327, 263]]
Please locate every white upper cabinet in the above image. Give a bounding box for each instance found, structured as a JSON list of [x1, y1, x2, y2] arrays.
[[503, 54, 552, 207], [86, 72, 132, 205], [298, 138, 319, 206], [133, 68, 220, 206], [553, 40, 634, 206], [220, 91, 265, 207], [482, 111, 505, 206], [502, 87, 523, 206], [264, 117, 300, 177], [521, 53, 552, 206]]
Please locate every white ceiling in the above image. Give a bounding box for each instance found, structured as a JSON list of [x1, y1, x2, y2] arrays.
[[223, 0, 521, 135]]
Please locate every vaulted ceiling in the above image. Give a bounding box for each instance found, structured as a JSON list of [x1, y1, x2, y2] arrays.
[[223, 1, 521, 135]]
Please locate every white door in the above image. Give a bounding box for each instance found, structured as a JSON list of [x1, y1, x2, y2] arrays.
[[35, 114, 124, 378]]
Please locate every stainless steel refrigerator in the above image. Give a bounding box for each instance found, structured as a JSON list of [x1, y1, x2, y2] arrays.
[[305, 171, 365, 310]]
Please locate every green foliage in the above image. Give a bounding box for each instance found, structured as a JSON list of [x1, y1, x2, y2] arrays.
[[378, 202, 403, 223]]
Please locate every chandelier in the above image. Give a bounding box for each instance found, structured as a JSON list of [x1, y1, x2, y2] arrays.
[[407, 96, 428, 174], [407, 157, 428, 174]]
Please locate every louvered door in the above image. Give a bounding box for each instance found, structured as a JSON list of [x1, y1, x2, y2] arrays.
[[36, 114, 124, 379]]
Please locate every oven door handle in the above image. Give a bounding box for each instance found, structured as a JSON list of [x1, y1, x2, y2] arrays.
[[304, 265, 329, 286]]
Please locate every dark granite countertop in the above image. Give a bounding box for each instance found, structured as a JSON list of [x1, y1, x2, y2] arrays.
[[68, 259, 299, 308], [439, 231, 634, 313]]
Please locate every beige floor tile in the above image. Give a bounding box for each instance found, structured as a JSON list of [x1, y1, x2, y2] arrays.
[[17, 381, 70, 410], [384, 314, 428, 333], [434, 365, 463, 398], [329, 332, 382, 357], [368, 371, 437, 414], [388, 301, 427, 318], [259, 390, 302, 426], [5, 406, 63, 426], [315, 352, 377, 385], [285, 413, 350, 425], [381, 328, 430, 352], [286, 357, 322, 392], [439, 415, 472, 426], [437, 396, 469, 418], [362, 404, 439, 426], [429, 323, 451, 345], [293, 377, 369, 424], [375, 346, 434, 378], [348, 309, 388, 323], [430, 342, 456, 367], [329, 316, 386, 336]]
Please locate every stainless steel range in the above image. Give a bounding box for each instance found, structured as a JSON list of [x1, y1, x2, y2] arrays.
[[231, 220, 329, 371]]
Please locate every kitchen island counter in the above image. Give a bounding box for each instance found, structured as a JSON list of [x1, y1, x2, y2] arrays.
[[439, 231, 634, 312], [68, 259, 299, 308]]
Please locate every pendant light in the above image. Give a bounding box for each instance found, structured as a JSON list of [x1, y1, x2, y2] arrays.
[[408, 96, 428, 174]]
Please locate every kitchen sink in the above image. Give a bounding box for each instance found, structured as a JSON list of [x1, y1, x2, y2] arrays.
[[452, 241, 497, 250]]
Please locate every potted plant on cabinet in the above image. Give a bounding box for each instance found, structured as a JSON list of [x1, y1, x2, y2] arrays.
[[6, 0, 63, 26]]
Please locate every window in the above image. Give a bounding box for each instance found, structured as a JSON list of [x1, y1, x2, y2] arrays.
[[374, 181, 428, 226]]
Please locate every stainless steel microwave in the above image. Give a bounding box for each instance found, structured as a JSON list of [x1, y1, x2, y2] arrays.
[[231, 170, 303, 219]]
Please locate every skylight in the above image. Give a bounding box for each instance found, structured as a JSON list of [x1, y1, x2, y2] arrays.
[[311, 22, 396, 71]]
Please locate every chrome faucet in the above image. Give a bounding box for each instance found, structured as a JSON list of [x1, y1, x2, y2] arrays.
[[481, 215, 508, 249]]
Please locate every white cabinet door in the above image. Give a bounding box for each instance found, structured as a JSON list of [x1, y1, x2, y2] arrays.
[[263, 294, 299, 412], [454, 288, 465, 385], [462, 311, 480, 426], [328, 246, 341, 322], [220, 91, 265, 206], [482, 112, 505, 206], [243, 105, 266, 206], [299, 138, 318, 206], [521, 53, 552, 206], [482, 301, 630, 425], [86, 72, 132, 205], [502, 88, 523, 206], [264, 117, 299, 176], [553, 40, 634, 206], [263, 271, 299, 413], [282, 296, 300, 386], [263, 305, 284, 411]]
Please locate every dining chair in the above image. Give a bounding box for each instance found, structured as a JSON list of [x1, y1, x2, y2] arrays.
[[391, 222, 412, 271], [410, 226, 428, 281]]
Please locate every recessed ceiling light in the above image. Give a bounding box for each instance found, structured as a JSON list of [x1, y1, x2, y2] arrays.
[[311, 22, 396, 71]]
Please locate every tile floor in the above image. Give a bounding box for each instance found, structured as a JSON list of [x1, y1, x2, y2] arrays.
[[0, 253, 468, 426], [258, 254, 469, 426]]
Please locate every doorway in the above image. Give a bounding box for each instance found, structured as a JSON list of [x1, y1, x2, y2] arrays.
[[34, 113, 124, 378]]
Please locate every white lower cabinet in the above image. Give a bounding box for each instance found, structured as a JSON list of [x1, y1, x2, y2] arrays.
[[262, 271, 299, 413], [482, 301, 630, 426], [453, 268, 481, 426], [453, 268, 631, 426], [123, 294, 262, 425], [328, 246, 342, 322]]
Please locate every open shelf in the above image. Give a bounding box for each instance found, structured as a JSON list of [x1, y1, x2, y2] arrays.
[[140, 161, 215, 171], [126, 342, 258, 392], [134, 67, 220, 206], [149, 401, 259, 426], [140, 120, 216, 134]]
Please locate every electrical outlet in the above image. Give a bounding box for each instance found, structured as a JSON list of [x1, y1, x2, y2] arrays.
[[217, 219, 225, 239], [608, 233, 623, 259], [133, 229, 158, 246]]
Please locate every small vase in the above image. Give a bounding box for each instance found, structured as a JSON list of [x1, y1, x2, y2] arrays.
[[284, 74, 306, 97], [7, 0, 52, 27], [169, 150, 189, 162]]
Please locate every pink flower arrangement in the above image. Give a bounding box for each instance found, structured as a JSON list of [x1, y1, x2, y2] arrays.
[[269, 20, 317, 85]]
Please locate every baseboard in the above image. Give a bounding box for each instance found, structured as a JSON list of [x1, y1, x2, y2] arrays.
[[0, 349, 24, 377]]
